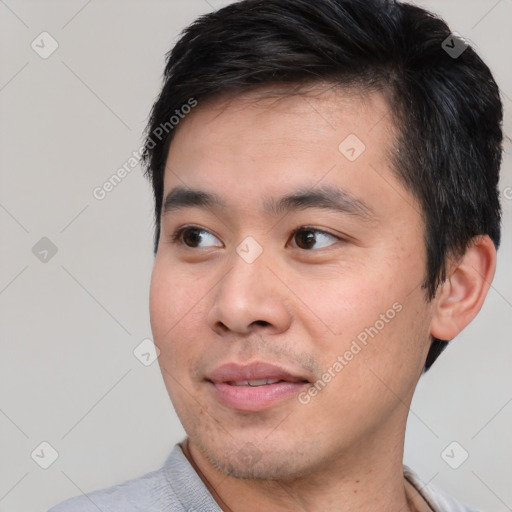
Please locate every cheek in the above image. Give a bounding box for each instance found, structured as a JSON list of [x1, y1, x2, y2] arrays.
[[150, 256, 193, 329], [349, 290, 431, 393], [291, 267, 395, 343], [303, 262, 429, 381], [149, 260, 206, 416], [149, 257, 206, 359], [149, 261, 174, 341]]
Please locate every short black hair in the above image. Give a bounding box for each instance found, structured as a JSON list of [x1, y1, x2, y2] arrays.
[[142, 0, 503, 370]]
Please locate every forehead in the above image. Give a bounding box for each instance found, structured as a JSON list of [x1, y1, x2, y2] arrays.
[[171, 84, 394, 156], [163, 85, 415, 221]]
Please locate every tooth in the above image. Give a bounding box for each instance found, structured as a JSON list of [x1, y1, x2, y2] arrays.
[[248, 379, 269, 386], [229, 379, 283, 387], [231, 380, 249, 386]]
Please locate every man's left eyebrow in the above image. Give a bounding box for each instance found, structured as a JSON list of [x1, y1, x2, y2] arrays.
[[162, 186, 226, 214], [262, 185, 376, 222]]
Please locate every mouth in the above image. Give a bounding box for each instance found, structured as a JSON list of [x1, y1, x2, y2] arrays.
[[206, 362, 311, 412], [227, 378, 300, 386]]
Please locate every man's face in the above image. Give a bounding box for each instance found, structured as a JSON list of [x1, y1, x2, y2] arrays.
[[150, 86, 434, 479]]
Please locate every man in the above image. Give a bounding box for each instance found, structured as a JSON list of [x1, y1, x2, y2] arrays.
[[48, 0, 503, 510]]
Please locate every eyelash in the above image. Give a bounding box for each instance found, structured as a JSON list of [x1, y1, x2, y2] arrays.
[[169, 225, 343, 250]]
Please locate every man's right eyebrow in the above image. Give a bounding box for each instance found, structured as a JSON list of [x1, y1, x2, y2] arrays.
[[162, 187, 226, 214]]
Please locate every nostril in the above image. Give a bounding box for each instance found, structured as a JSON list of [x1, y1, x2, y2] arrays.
[[216, 321, 230, 332], [252, 320, 271, 327]]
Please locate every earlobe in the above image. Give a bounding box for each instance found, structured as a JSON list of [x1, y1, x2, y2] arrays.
[[430, 235, 497, 341]]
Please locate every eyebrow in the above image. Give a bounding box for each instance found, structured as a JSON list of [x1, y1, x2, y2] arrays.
[[162, 184, 376, 221]]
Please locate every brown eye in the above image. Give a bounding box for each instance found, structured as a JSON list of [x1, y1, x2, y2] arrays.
[[295, 229, 316, 249], [292, 228, 339, 250], [172, 227, 222, 248], [182, 228, 203, 247]]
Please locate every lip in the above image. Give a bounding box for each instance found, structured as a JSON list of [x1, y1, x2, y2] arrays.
[[206, 361, 310, 412]]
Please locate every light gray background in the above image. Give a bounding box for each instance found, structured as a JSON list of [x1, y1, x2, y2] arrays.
[[0, 1, 510, 511]]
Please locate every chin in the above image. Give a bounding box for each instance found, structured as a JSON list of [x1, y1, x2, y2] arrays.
[[198, 436, 318, 481]]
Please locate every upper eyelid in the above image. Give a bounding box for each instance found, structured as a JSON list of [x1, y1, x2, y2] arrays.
[[293, 226, 338, 237]]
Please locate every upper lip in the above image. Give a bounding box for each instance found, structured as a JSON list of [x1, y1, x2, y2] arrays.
[[207, 361, 310, 384]]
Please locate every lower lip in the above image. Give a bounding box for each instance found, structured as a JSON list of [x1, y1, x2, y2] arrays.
[[209, 381, 308, 412]]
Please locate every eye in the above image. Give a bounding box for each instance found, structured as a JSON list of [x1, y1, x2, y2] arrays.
[[290, 227, 340, 250], [171, 226, 222, 248]]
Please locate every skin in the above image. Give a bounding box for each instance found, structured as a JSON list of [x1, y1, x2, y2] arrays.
[[149, 85, 496, 512]]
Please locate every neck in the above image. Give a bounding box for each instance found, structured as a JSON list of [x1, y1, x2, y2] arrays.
[[182, 433, 417, 512]]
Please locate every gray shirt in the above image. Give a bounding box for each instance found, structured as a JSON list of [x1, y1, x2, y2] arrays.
[[47, 444, 479, 512]]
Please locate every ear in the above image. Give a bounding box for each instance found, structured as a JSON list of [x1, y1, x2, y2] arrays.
[[430, 235, 497, 341]]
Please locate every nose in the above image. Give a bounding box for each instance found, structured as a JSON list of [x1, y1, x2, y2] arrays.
[[207, 248, 292, 336]]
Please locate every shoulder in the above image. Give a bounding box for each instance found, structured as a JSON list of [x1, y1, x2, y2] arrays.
[[46, 463, 173, 512], [47, 444, 221, 512], [404, 465, 482, 512]]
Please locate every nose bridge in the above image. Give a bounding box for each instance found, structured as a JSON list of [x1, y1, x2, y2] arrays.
[[225, 240, 268, 295], [208, 238, 291, 334]]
